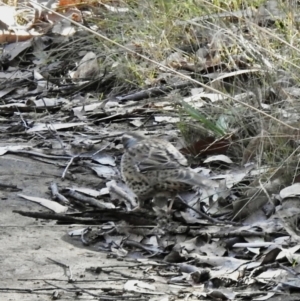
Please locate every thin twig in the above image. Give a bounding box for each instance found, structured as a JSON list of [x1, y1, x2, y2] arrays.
[[47, 258, 74, 282], [61, 156, 76, 179], [177, 195, 242, 226]]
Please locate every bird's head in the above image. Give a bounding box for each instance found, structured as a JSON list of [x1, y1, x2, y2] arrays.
[[122, 132, 146, 149]]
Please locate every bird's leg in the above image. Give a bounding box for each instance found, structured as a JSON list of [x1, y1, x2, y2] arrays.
[[152, 193, 169, 209], [130, 198, 145, 212], [152, 192, 177, 214], [167, 198, 175, 212]]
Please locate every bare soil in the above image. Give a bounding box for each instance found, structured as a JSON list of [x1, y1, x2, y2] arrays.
[[0, 149, 140, 300], [2, 145, 300, 301]]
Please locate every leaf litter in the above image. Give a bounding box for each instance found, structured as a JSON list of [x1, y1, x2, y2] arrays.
[[1, 0, 300, 300]]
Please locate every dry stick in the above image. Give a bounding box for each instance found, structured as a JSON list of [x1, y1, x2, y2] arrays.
[[50, 182, 70, 205], [188, 229, 271, 238], [61, 156, 76, 179], [71, 284, 100, 298], [19, 277, 135, 282], [47, 125, 66, 150], [13, 210, 86, 223], [13, 107, 44, 139], [176, 195, 242, 226], [100, 269, 142, 280], [135, 115, 153, 130], [31, 1, 299, 133], [47, 258, 74, 282], [45, 281, 147, 300], [65, 189, 112, 209], [0, 182, 20, 190], [117, 80, 192, 102], [0, 287, 54, 293], [91, 143, 109, 156], [9, 149, 71, 160], [43, 280, 90, 295], [63, 147, 110, 181]]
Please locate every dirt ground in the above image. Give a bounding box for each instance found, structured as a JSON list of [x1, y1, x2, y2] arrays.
[[2, 146, 300, 301], [0, 149, 148, 300]]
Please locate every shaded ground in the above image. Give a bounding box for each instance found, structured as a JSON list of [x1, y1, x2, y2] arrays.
[[2, 147, 300, 301], [0, 150, 142, 300], [3, 1, 300, 300]]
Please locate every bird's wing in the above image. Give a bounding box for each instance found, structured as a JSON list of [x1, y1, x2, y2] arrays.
[[131, 143, 188, 172], [168, 168, 219, 188]]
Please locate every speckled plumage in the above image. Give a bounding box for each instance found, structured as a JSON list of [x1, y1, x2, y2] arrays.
[[121, 132, 217, 206]]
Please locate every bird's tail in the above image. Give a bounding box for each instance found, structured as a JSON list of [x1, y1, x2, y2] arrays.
[[174, 169, 218, 188]]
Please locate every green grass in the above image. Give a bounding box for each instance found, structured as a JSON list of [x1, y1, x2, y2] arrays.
[[61, 0, 300, 182]]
